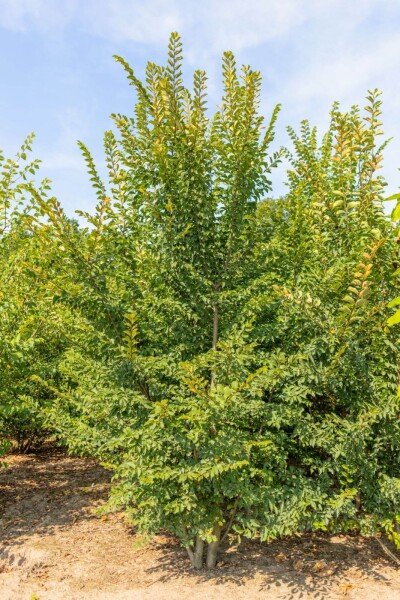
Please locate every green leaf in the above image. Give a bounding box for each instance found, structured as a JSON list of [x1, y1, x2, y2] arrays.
[[384, 193, 400, 202], [392, 203, 400, 221], [387, 296, 400, 309], [388, 309, 400, 327]]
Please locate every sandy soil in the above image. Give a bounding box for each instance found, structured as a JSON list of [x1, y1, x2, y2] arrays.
[[1, 447, 400, 600]]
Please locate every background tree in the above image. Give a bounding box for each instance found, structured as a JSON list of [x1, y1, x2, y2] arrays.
[[0, 137, 65, 452], [250, 92, 400, 546]]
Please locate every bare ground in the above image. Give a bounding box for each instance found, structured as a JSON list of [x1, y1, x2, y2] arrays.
[[1, 448, 400, 600]]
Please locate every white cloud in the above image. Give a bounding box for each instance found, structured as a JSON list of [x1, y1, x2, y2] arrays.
[[0, 0, 398, 63], [1, 0, 400, 200], [0, 1, 383, 50], [201, 0, 307, 54], [82, 0, 184, 46], [0, 0, 76, 31], [283, 31, 400, 106], [90, 0, 400, 58]]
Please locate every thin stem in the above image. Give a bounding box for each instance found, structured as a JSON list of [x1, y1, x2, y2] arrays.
[[220, 497, 240, 546], [212, 302, 219, 350], [210, 283, 219, 387], [206, 522, 222, 569]]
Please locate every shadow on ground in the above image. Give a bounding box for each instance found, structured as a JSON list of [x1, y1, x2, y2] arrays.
[[144, 533, 396, 599], [0, 446, 111, 545], [0, 447, 398, 600]]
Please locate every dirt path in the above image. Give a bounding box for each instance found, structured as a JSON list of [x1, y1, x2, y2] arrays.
[[1, 448, 400, 600]]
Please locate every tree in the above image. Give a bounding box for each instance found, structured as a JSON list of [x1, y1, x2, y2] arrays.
[[33, 36, 400, 567], [252, 92, 400, 547], [0, 136, 63, 451], [34, 32, 282, 568]]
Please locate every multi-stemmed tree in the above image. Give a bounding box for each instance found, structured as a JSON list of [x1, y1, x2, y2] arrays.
[[35, 33, 282, 568], [24, 35, 400, 567]]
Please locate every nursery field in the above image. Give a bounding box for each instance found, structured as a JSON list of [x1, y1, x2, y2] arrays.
[[1, 447, 400, 600]]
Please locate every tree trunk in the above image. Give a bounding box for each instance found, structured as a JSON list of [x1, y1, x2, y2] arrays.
[[187, 535, 205, 569], [187, 525, 223, 570], [206, 522, 222, 569]]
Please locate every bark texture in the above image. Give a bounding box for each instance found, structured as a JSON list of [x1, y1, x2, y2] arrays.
[[187, 536, 205, 569], [206, 523, 222, 569]]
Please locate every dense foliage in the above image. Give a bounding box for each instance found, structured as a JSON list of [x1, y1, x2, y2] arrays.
[[388, 193, 400, 328], [0, 138, 64, 452], [1, 34, 399, 567]]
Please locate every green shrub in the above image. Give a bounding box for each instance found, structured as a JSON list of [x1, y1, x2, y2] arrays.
[[23, 35, 400, 567], [0, 138, 62, 451]]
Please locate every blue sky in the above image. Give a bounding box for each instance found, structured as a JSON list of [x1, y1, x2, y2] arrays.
[[1, 0, 400, 216]]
